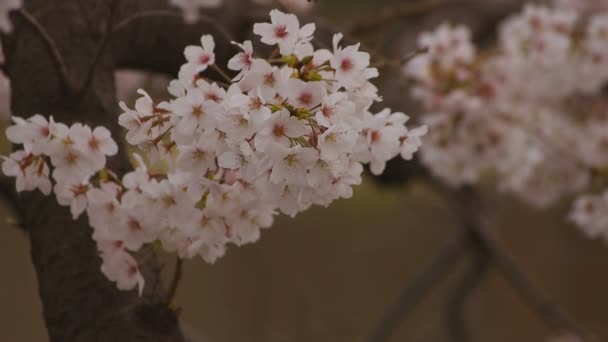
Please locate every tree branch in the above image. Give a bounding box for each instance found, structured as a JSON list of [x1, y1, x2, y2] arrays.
[[112, 9, 235, 45], [473, 215, 596, 342], [111, 1, 247, 78], [371, 46, 429, 69], [17, 9, 76, 93], [79, 0, 121, 96], [366, 236, 468, 342], [0, 174, 19, 218], [455, 187, 598, 342], [445, 229, 489, 342], [348, 0, 449, 36]]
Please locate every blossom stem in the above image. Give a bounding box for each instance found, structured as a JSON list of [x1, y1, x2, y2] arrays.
[[166, 257, 184, 304], [200, 75, 230, 88], [371, 46, 429, 69], [210, 63, 233, 83]]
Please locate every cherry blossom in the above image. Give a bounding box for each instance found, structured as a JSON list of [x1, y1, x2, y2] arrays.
[[1, 9, 425, 293], [0, 0, 21, 33], [169, 0, 223, 24], [405, 2, 608, 244]]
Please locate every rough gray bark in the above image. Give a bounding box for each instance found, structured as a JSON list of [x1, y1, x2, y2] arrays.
[[2, 0, 249, 340]]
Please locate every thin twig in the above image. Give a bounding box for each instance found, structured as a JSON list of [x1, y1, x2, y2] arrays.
[[366, 236, 467, 342], [348, 0, 449, 35], [372, 46, 429, 69], [112, 10, 234, 44], [18, 9, 75, 92], [79, 0, 120, 95], [166, 257, 184, 304], [210, 63, 233, 83]]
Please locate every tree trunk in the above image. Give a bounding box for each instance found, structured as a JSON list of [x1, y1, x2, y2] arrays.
[[2, 0, 248, 340]]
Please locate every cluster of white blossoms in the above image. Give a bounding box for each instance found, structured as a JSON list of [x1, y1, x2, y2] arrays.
[[0, 0, 21, 33], [405, 2, 608, 236], [169, 0, 313, 25], [2, 9, 425, 293], [169, 0, 223, 23]]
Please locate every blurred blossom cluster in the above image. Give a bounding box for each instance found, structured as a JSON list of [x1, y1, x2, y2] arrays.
[[1, 9, 424, 293], [170, 0, 313, 23], [405, 1, 608, 239], [169, 0, 223, 23], [0, 0, 20, 33], [553, 0, 608, 14], [0, 0, 20, 122]]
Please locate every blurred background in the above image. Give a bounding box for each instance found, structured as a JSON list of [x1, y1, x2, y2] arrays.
[[2, 0, 608, 341]]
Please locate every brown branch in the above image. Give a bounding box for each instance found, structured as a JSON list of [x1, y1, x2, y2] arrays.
[[17, 9, 76, 92], [79, 0, 121, 95], [348, 0, 449, 36], [455, 187, 598, 342], [372, 46, 429, 69], [445, 230, 489, 342], [166, 257, 184, 304], [0, 175, 19, 218], [366, 236, 468, 342], [112, 9, 235, 45], [474, 218, 596, 342]]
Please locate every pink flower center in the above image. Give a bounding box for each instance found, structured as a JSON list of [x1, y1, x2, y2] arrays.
[[370, 130, 380, 143], [274, 25, 288, 38], [40, 126, 50, 137], [105, 202, 116, 213], [199, 53, 211, 65], [65, 152, 79, 165], [340, 58, 354, 72], [298, 92, 313, 106], [70, 184, 89, 196], [272, 124, 285, 137], [264, 73, 276, 86], [192, 105, 204, 118], [240, 53, 252, 66], [128, 219, 142, 231], [89, 136, 100, 151], [205, 92, 221, 102]]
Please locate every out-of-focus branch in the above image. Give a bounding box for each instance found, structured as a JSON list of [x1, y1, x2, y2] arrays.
[[366, 235, 468, 342], [17, 9, 76, 93], [452, 187, 598, 342], [348, 0, 449, 36], [473, 212, 596, 341], [0, 174, 17, 207], [372, 46, 428, 69], [445, 228, 489, 342], [112, 10, 234, 44], [111, 1, 246, 78]]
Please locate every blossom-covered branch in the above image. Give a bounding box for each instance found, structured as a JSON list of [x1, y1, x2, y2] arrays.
[[405, 0, 608, 242], [1, 9, 426, 293]]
